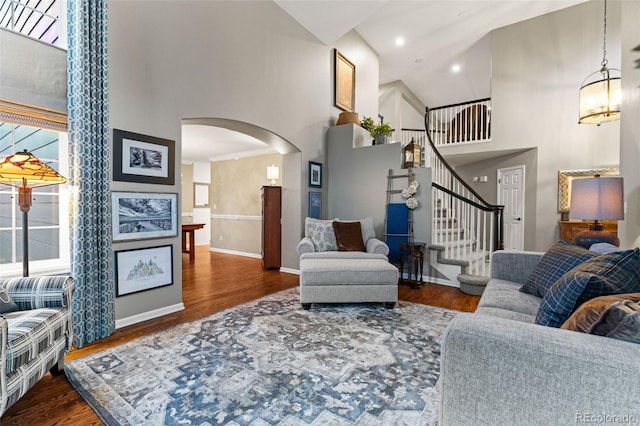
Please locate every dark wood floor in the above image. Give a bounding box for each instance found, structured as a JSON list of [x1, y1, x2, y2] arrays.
[[2, 246, 480, 425]]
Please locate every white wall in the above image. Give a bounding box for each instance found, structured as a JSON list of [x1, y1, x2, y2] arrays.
[[108, 1, 379, 320], [192, 161, 211, 246]]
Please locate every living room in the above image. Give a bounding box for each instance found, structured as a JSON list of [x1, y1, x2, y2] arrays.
[[1, 0, 640, 424]]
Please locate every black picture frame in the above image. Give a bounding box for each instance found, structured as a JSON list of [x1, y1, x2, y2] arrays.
[[113, 129, 175, 185], [308, 191, 321, 219], [115, 245, 173, 297], [111, 191, 178, 242], [309, 161, 322, 188]]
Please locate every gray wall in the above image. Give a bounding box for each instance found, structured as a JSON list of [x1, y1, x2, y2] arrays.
[[619, 0, 640, 249], [0, 29, 67, 111], [438, 1, 622, 251], [326, 124, 431, 243], [107, 1, 379, 320], [455, 149, 538, 251]]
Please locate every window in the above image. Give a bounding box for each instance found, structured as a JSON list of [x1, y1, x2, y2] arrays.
[[0, 121, 69, 277], [0, 0, 65, 47]]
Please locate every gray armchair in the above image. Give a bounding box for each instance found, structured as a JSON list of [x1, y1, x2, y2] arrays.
[[296, 217, 389, 257]]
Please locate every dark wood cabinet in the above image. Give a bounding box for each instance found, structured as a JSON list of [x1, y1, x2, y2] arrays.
[[261, 186, 281, 270]]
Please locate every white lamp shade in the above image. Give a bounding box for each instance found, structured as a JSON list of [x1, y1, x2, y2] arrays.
[[569, 177, 624, 221], [578, 72, 621, 125], [267, 165, 279, 184]]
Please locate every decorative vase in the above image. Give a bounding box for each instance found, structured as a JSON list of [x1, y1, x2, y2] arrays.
[[374, 135, 389, 145], [336, 111, 360, 126]]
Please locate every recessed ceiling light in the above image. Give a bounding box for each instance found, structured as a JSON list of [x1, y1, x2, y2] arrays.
[[395, 37, 405, 47], [451, 64, 461, 73]]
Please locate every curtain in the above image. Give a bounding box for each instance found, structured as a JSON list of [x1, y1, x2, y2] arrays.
[[67, 0, 115, 347]]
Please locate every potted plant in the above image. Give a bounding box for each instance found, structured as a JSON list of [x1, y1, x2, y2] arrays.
[[360, 116, 394, 144]]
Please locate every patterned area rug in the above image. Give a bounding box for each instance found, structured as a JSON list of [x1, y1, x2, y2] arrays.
[[66, 288, 456, 425]]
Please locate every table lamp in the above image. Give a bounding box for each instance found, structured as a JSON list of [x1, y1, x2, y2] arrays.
[[267, 165, 279, 186], [569, 175, 623, 249], [0, 150, 67, 276]]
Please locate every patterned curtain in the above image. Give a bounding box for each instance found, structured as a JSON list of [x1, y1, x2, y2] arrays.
[[67, 0, 115, 347]]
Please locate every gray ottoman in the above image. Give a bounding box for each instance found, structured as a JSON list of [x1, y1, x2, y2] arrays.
[[299, 254, 399, 309]]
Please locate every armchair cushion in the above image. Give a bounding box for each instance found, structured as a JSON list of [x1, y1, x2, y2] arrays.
[[4, 308, 68, 375], [305, 218, 338, 252], [333, 221, 366, 252]]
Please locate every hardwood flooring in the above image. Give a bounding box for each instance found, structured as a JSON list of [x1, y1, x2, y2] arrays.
[[1, 246, 480, 425]]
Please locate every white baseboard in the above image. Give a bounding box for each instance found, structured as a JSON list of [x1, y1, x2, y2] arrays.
[[279, 267, 299, 275], [116, 303, 185, 329], [209, 248, 261, 259]]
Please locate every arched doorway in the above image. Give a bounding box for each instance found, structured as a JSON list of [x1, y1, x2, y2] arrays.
[[180, 117, 302, 271]]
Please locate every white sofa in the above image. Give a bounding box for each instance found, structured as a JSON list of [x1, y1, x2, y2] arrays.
[[296, 218, 399, 309]]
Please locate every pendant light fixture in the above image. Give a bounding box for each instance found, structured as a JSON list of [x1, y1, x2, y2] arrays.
[[578, 0, 621, 125]]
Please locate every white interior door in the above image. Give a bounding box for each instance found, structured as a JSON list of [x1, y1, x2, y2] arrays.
[[497, 165, 525, 251]]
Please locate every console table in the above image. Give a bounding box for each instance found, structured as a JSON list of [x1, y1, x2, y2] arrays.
[[182, 223, 205, 260], [558, 220, 617, 243]]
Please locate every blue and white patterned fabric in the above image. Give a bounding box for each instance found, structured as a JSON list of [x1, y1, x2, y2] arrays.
[[0, 276, 75, 416], [67, 0, 115, 347]]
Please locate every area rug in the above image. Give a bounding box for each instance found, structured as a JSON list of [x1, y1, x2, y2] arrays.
[[66, 288, 456, 425]]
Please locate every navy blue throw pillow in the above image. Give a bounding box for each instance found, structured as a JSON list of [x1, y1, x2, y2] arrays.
[[520, 240, 597, 298], [536, 248, 640, 328]]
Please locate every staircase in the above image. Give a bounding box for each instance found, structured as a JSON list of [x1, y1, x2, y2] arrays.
[[399, 100, 503, 294]]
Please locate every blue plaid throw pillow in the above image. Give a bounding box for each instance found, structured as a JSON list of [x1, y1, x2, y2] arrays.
[[520, 240, 597, 298], [536, 248, 640, 327]]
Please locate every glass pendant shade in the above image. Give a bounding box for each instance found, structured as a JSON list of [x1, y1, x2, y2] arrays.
[[578, 68, 621, 124]]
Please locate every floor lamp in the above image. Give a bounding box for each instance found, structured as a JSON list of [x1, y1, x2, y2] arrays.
[[0, 150, 67, 277]]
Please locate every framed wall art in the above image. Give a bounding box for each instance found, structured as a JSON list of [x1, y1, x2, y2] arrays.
[[113, 129, 175, 185], [115, 245, 173, 297], [308, 191, 321, 219], [112, 192, 178, 241], [194, 183, 210, 207], [309, 161, 322, 188], [334, 49, 355, 112]]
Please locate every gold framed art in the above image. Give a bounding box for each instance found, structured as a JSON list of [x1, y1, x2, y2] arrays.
[[334, 49, 355, 112]]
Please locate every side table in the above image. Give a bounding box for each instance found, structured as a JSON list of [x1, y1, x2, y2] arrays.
[[399, 242, 426, 288]]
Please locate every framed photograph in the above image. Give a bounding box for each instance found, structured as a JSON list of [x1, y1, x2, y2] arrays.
[[113, 129, 175, 185], [194, 183, 209, 207], [334, 49, 355, 112], [115, 245, 173, 297], [309, 191, 321, 219], [557, 167, 619, 213], [309, 161, 322, 188], [112, 192, 178, 241]]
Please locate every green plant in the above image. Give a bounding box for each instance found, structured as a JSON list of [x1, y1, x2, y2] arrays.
[[372, 122, 393, 137], [360, 116, 376, 134], [360, 116, 393, 138]]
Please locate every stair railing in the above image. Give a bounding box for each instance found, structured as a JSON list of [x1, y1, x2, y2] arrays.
[[428, 98, 491, 146], [409, 109, 504, 276]]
